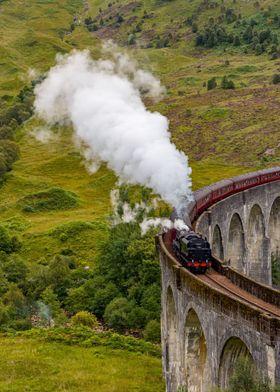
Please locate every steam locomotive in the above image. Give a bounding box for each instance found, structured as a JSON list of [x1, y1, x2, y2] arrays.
[[172, 229, 212, 273], [170, 167, 280, 274]]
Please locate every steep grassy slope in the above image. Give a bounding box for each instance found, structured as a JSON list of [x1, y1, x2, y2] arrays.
[[0, 0, 279, 270], [87, 0, 280, 170], [0, 336, 164, 391]]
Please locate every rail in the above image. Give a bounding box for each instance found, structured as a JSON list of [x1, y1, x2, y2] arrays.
[[159, 166, 280, 338]]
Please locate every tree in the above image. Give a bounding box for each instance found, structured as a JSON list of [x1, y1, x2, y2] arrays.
[[221, 76, 235, 89], [116, 14, 124, 24], [2, 256, 28, 283], [104, 297, 132, 332], [0, 226, 21, 253], [233, 35, 241, 46], [143, 320, 161, 343], [48, 255, 72, 300], [41, 287, 61, 318], [128, 34, 136, 45], [272, 74, 280, 84], [207, 77, 217, 90], [227, 357, 277, 392]]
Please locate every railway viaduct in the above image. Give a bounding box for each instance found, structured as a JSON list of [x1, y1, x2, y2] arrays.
[[158, 171, 280, 392]]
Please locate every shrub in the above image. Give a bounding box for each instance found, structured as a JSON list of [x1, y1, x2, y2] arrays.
[[0, 226, 21, 253], [272, 74, 280, 84], [104, 297, 132, 332], [221, 76, 235, 89], [41, 287, 61, 318], [51, 221, 96, 240], [227, 357, 277, 392], [2, 256, 28, 283], [207, 77, 217, 91], [18, 187, 79, 213], [143, 320, 161, 343], [128, 34, 136, 45], [71, 311, 98, 328], [0, 140, 19, 170]]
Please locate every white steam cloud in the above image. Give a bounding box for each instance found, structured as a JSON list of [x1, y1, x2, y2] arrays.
[[34, 46, 192, 212], [140, 218, 190, 236]]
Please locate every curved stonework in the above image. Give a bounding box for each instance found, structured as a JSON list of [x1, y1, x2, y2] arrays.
[[184, 309, 208, 392], [159, 171, 280, 392], [159, 235, 280, 391], [218, 337, 253, 389], [212, 225, 224, 260], [269, 197, 280, 259], [196, 181, 280, 285], [227, 213, 245, 271]]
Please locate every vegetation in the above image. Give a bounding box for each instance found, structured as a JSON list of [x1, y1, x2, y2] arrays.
[[18, 187, 79, 213], [0, 331, 164, 392], [272, 255, 280, 286], [214, 357, 280, 392], [1, 0, 280, 388]]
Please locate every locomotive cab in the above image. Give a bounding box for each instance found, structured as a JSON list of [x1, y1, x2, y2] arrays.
[[172, 230, 212, 273]]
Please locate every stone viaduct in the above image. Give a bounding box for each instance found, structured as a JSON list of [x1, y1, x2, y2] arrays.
[[158, 170, 280, 392]]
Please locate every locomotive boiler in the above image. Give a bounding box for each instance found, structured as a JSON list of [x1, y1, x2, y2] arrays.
[[172, 229, 212, 273]]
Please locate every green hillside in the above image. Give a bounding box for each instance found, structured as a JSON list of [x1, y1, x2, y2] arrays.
[[0, 0, 279, 266]]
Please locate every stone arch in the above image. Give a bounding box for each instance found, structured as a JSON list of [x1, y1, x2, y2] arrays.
[[218, 337, 254, 389], [166, 286, 178, 386], [247, 204, 265, 281], [227, 213, 245, 271], [184, 308, 207, 392], [212, 225, 224, 260], [269, 197, 280, 260]]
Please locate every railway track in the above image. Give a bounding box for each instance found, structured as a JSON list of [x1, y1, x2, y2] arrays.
[[199, 269, 280, 319], [163, 233, 280, 319]]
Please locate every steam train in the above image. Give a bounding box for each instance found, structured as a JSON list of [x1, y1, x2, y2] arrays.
[[170, 167, 280, 274], [172, 229, 212, 273]]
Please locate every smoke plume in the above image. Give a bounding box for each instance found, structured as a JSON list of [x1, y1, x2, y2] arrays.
[[34, 46, 192, 212]]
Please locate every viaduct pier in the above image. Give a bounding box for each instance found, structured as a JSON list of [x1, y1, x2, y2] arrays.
[[158, 167, 280, 391]]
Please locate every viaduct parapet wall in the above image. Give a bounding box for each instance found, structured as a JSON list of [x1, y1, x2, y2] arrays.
[[196, 180, 280, 285], [159, 169, 280, 392]]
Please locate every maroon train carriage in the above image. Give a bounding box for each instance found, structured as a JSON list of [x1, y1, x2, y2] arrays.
[[189, 167, 280, 225], [171, 167, 280, 274]]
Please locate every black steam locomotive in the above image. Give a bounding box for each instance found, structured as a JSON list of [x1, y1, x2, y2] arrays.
[[172, 230, 212, 273]]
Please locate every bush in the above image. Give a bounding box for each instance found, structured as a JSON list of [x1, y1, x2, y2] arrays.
[[227, 357, 277, 392], [41, 287, 61, 318], [0, 226, 21, 253], [104, 298, 132, 332], [18, 187, 79, 213], [272, 74, 280, 84], [143, 320, 161, 343], [207, 77, 217, 91], [0, 140, 19, 170], [221, 76, 235, 89], [71, 311, 98, 328], [2, 256, 28, 283], [128, 33, 136, 45]]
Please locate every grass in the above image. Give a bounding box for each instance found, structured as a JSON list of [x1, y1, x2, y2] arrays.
[[0, 0, 280, 389], [0, 0, 279, 267], [0, 336, 165, 392], [17, 187, 79, 213]]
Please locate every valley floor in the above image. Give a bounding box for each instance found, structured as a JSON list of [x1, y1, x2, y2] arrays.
[[0, 336, 165, 392]]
